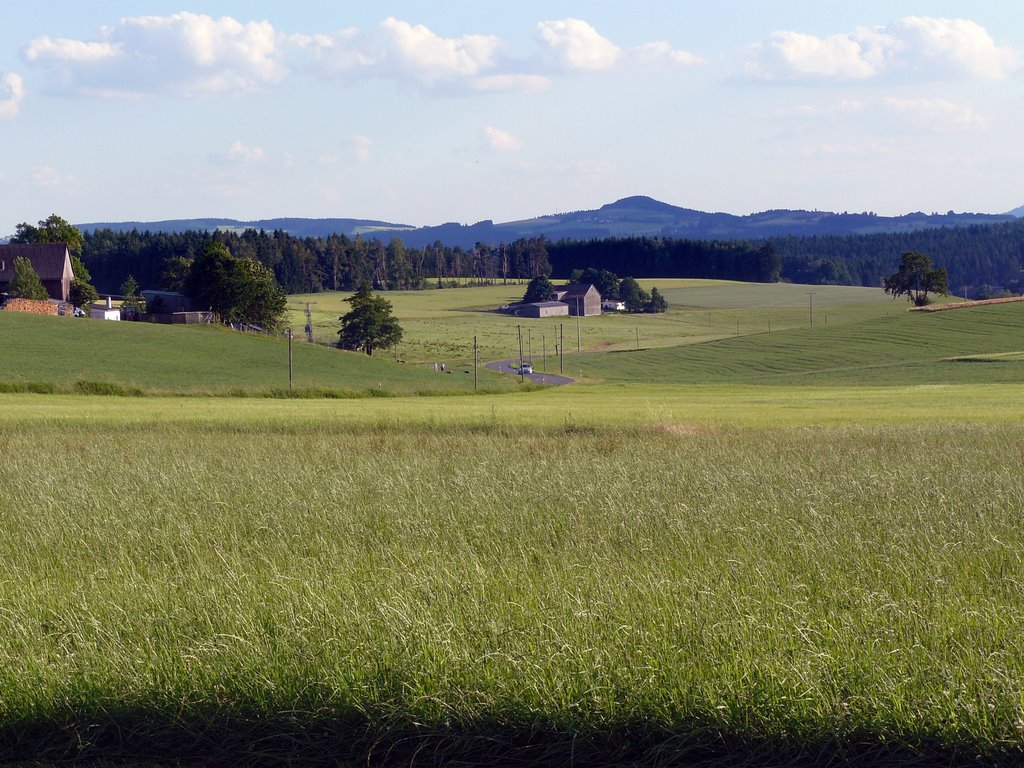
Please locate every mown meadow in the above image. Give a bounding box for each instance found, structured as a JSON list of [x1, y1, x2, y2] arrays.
[[1, 282, 1023, 765]]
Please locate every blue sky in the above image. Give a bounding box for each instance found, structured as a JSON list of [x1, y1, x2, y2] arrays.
[[1, 2, 1022, 235]]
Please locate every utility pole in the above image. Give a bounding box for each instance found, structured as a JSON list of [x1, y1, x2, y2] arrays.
[[560, 323, 564, 374], [473, 335, 478, 391], [576, 297, 581, 352], [543, 334, 546, 372], [517, 325, 525, 379], [528, 328, 532, 363], [635, 326, 639, 350], [287, 328, 293, 390], [807, 292, 815, 326]]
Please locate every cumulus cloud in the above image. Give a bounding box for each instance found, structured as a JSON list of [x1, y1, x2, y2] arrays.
[[484, 126, 522, 153], [748, 16, 1017, 81], [227, 140, 265, 163], [305, 19, 545, 93], [0, 73, 25, 119], [22, 12, 287, 96], [537, 18, 621, 71]]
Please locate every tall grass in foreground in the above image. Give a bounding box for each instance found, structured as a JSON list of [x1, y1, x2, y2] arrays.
[[1, 420, 1022, 765]]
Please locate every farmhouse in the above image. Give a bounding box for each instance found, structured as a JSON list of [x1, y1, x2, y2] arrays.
[[0, 244, 75, 302], [554, 284, 602, 316]]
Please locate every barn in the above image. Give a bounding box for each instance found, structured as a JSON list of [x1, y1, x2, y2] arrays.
[[0, 244, 75, 302], [554, 284, 602, 316]]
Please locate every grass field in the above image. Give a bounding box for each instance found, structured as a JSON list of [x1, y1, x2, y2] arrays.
[[1, 400, 1022, 765], [288, 281, 903, 366], [568, 301, 1024, 386], [2, 280, 1023, 765], [0, 312, 516, 396]]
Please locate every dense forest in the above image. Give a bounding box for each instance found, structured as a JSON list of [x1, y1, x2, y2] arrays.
[[79, 218, 1024, 297]]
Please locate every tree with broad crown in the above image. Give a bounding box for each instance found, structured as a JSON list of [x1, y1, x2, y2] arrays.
[[338, 283, 403, 356], [8, 256, 49, 301], [883, 251, 949, 307], [619, 276, 650, 313], [184, 242, 286, 328], [522, 275, 554, 304]]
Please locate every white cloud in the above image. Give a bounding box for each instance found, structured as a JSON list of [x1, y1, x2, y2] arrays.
[[892, 17, 1017, 79], [748, 17, 1017, 81], [378, 17, 499, 83], [884, 97, 990, 132], [630, 41, 702, 68], [352, 135, 372, 161], [306, 20, 544, 93], [537, 18, 621, 71], [31, 165, 76, 187], [227, 140, 265, 163], [0, 73, 24, 119], [484, 126, 522, 153], [24, 37, 120, 63], [23, 12, 288, 96]]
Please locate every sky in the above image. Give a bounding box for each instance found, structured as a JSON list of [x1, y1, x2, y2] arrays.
[[1, 2, 1022, 236]]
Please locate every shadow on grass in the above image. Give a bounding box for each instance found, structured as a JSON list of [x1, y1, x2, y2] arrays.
[[2, 708, 1020, 767]]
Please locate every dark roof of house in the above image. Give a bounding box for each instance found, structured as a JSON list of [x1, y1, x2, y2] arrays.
[[555, 283, 599, 298], [528, 301, 568, 308], [0, 244, 73, 282]]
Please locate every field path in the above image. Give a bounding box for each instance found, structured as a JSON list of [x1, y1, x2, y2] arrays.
[[485, 358, 574, 386]]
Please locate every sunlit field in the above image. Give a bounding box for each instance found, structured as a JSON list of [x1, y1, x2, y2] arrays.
[[2, 279, 1022, 765], [1, 396, 1022, 765], [287, 280, 904, 366]]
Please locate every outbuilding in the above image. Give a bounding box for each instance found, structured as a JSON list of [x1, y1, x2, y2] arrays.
[[519, 301, 570, 318]]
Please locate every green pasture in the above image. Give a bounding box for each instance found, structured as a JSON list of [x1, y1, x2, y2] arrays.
[[1, 405, 1022, 764], [0, 312, 514, 396], [568, 301, 1024, 387], [287, 280, 903, 366]]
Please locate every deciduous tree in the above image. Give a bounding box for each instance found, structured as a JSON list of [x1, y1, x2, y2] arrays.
[[883, 251, 949, 307], [522, 275, 555, 304]]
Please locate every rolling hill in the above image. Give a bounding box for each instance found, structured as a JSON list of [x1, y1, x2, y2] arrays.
[[75, 196, 1014, 249]]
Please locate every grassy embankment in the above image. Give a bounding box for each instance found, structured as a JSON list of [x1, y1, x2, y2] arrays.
[[2, 282, 1023, 764], [0, 312, 516, 397]]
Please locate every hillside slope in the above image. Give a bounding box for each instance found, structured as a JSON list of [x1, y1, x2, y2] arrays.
[[0, 314, 508, 395], [572, 302, 1024, 387]]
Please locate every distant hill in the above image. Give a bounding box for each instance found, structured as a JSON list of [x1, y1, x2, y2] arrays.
[[76, 197, 1015, 248], [1006, 205, 1024, 218]]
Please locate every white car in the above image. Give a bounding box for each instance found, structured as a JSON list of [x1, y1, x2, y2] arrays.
[[520, 363, 534, 375]]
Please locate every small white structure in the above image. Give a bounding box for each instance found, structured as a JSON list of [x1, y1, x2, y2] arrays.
[[602, 298, 626, 312], [90, 296, 121, 321]]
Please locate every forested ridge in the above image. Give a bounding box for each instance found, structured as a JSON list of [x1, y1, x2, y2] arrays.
[[79, 218, 1024, 296]]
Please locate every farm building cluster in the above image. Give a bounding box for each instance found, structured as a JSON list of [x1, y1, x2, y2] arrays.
[[0, 243, 209, 323], [502, 284, 607, 318]]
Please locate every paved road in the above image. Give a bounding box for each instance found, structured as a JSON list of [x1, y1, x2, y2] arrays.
[[484, 358, 574, 386]]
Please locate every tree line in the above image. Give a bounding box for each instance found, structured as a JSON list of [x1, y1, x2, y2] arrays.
[[70, 218, 1024, 297]]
